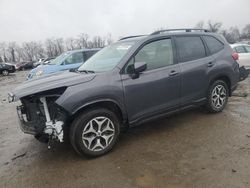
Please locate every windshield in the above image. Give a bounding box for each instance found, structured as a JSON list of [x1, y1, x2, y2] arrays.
[[78, 41, 135, 72], [48, 52, 71, 65]]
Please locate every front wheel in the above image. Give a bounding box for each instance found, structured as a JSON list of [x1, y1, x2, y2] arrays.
[[206, 80, 229, 113], [2, 70, 9, 76], [70, 108, 120, 157]]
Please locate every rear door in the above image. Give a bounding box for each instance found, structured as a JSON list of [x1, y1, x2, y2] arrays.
[[121, 38, 181, 122], [175, 35, 213, 106]]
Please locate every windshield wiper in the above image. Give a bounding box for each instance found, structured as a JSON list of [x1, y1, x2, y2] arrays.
[[77, 70, 95, 74]]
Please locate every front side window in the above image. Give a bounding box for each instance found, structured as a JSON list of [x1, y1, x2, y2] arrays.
[[64, 52, 84, 65], [126, 39, 174, 72], [176, 36, 206, 62], [78, 41, 135, 72], [203, 36, 224, 54]]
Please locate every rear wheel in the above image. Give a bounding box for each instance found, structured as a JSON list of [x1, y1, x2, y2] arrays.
[[70, 108, 120, 157], [206, 80, 229, 113], [2, 70, 9, 76]]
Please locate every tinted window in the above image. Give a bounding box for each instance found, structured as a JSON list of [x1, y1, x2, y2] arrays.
[[176, 36, 206, 62], [203, 36, 224, 54], [84, 50, 98, 60], [129, 39, 173, 71], [64, 52, 84, 65]]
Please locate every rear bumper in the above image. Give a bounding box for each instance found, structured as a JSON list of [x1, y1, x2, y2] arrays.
[[239, 66, 249, 82]]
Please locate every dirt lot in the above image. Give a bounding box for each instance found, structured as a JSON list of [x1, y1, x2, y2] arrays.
[[0, 71, 250, 188]]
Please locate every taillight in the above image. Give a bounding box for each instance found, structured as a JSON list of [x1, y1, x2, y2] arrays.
[[232, 52, 239, 61]]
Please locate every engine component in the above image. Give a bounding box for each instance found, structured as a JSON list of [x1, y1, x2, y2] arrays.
[[40, 97, 64, 142]]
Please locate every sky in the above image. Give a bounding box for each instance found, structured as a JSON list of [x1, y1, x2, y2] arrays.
[[0, 0, 249, 43]]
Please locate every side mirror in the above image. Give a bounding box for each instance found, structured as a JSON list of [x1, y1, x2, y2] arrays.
[[127, 62, 147, 79], [134, 62, 147, 74]]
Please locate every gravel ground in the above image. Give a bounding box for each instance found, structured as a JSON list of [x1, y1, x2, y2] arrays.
[[0, 71, 250, 188]]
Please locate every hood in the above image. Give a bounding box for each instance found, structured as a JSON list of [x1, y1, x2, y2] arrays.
[[11, 71, 95, 101], [30, 64, 59, 74]]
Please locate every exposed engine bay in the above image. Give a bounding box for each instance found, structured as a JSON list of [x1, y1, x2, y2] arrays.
[[16, 91, 68, 146]]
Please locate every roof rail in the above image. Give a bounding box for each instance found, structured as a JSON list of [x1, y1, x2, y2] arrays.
[[119, 35, 146, 41], [151, 28, 210, 35]]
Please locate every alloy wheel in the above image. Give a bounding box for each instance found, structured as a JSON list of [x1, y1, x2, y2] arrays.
[[82, 116, 115, 152], [211, 85, 227, 109], [2, 70, 9, 76]]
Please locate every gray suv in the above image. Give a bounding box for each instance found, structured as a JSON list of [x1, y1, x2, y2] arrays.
[[9, 29, 239, 157]]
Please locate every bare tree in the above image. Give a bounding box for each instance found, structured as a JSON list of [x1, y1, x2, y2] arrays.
[[106, 33, 113, 45], [22, 42, 36, 61], [92, 36, 105, 48], [7, 42, 18, 62], [77, 33, 89, 48], [241, 24, 250, 39], [208, 20, 222, 32], [195, 21, 204, 29], [65, 37, 77, 50], [55, 38, 64, 54], [0, 42, 7, 62], [221, 27, 240, 44]]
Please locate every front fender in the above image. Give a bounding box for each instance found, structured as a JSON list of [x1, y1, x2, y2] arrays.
[[55, 73, 126, 118]]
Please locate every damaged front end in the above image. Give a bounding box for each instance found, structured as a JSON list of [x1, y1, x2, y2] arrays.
[[13, 88, 68, 144]]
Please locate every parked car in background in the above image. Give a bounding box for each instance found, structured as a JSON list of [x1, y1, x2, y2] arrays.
[[9, 29, 239, 157], [236, 40, 250, 45], [231, 44, 250, 69], [0, 63, 16, 76], [33, 57, 55, 68], [27, 48, 100, 79], [15, 61, 35, 71]]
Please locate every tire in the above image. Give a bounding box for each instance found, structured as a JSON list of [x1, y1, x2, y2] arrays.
[[206, 80, 229, 113], [69, 108, 120, 157], [2, 70, 9, 76]]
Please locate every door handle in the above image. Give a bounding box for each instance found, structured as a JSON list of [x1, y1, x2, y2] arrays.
[[169, 70, 179, 76], [207, 62, 214, 67]]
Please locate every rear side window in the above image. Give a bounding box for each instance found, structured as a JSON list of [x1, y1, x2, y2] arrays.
[[64, 52, 84, 65], [176, 36, 206, 62], [245, 45, 250, 53], [234, 46, 246, 53], [84, 50, 98, 61], [203, 36, 224, 54]]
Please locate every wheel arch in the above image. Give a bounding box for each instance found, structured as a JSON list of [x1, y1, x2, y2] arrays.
[[209, 74, 232, 96], [71, 99, 127, 126]]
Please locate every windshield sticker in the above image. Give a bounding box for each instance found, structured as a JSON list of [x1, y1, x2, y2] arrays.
[[117, 45, 132, 50]]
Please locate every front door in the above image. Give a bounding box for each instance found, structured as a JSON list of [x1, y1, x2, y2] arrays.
[[121, 38, 181, 123]]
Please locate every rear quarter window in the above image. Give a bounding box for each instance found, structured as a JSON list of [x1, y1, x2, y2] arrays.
[[203, 36, 224, 54], [176, 36, 206, 62]]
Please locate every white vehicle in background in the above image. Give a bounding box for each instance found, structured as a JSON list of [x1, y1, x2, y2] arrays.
[[231, 44, 250, 69]]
